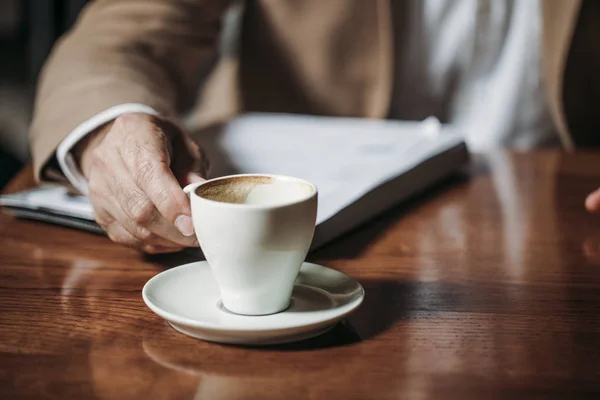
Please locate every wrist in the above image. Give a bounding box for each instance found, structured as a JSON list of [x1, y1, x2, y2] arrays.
[[74, 121, 112, 180]]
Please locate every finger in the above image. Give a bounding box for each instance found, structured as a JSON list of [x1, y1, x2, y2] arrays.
[[90, 162, 197, 248], [116, 114, 195, 236], [585, 188, 600, 212], [104, 220, 143, 249], [99, 160, 198, 247], [91, 202, 115, 233], [100, 214, 184, 254], [108, 193, 195, 249], [125, 150, 195, 237]]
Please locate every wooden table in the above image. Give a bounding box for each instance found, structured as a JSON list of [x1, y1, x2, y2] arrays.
[[2, 151, 600, 399]]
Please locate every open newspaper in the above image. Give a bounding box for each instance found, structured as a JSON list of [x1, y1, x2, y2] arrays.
[[0, 113, 468, 250]]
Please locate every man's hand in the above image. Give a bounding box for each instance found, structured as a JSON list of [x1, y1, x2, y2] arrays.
[[76, 113, 208, 254]]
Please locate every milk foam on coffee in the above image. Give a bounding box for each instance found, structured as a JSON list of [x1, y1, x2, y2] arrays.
[[197, 176, 313, 206], [244, 181, 312, 205]]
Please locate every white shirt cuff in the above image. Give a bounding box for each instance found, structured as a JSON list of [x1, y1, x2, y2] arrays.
[[56, 103, 159, 195]]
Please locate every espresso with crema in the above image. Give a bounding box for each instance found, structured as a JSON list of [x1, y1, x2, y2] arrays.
[[196, 176, 314, 206]]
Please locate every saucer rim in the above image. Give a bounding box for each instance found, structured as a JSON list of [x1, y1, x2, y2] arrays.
[[142, 261, 364, 332], [168, 321, 337, 346]]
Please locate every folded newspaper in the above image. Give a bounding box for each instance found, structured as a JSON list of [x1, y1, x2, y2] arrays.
[[0, 113, 468, 250]]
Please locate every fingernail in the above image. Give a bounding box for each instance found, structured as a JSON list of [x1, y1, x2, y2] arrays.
[[175, 215, 195, 236]]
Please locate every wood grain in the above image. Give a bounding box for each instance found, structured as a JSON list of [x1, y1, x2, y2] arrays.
[[2, 151, 600, 399]]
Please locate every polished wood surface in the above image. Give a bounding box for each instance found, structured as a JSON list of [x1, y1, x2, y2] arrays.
[[2, 151, 600, 399]]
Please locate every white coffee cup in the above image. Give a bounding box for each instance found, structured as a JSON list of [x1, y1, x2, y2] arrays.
[[183, 174, 318, 315]]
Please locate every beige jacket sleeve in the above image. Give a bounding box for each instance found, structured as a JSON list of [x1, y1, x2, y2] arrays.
[[29, 0, 231, 182]]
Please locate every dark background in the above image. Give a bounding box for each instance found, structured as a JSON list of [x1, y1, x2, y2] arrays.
[[0, 0, 88, 189]]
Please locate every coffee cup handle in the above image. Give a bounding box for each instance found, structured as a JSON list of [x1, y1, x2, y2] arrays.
[[183, 181, 205, 197]]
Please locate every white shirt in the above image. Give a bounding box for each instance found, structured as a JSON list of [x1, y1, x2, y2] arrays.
[[57, 0, 556, 194]]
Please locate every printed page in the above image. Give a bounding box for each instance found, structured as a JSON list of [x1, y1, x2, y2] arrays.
[[199, 113, 465, 224]]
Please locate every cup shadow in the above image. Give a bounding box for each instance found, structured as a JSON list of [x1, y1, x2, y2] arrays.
[[225, 276, 414, 351], [262, 274, 449, 349], [346, 278, 414, 341]]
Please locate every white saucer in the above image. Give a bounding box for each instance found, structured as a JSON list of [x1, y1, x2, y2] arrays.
[[142, 261, 364, 345]]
